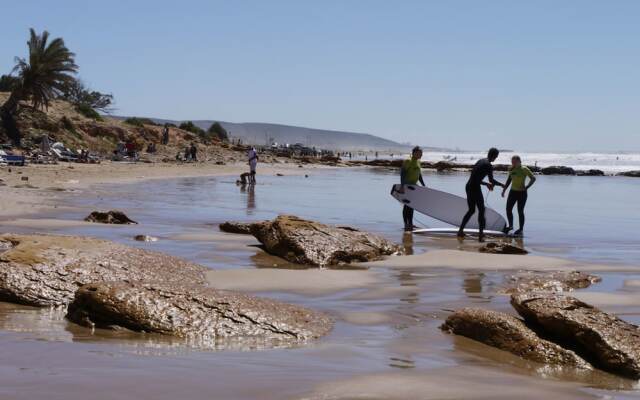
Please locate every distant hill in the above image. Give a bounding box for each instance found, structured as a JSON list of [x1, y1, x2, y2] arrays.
[[117, 117, 410, 151]]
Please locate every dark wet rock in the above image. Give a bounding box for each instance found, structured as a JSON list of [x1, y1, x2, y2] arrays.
[[499, 271, 601, 294], [433, 161, 455, 172], [617, 170, 640, 178], [541, 166, 576, 175], [479, 242, 528, 255], [0, 234, 206, 307], [85, 210, 137, 224], [577, 169, 605, 176], [220, 221, 256, 235], [250, 215, 400, 266], [511, 293, 640, 378], [441, 308, 591, 369], [67, 281, 332, 344], [133, 235, 158, 242]]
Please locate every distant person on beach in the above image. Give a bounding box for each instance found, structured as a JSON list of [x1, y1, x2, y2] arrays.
[[502, 155, 536, 236], [457, 147, 505, 241], [400, 146, 425, 231], [248, 147, 258, 184], [190, 142, 198, 161], [162, 124, 169, 145]]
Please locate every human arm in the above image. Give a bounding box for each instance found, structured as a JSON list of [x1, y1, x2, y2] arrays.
[[487, 166, 506, 188], [419, 173, 425, 187], [525, 169, 536, 190], [502, 176, 512, 197]]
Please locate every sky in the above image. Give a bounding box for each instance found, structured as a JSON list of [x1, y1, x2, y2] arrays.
[[1, 0, 639, 152]]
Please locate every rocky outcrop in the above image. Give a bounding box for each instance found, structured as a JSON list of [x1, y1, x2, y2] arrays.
[[220, 221, 256, 235], [617, 170, 640, 178], [67, 281, 332, 344], [133, 235, 158, 242], [577, 169, 605, 176], [511, 293, 640, 379], [250, 215, 400, 266], [479, 242, 528, 255], [541, 166, 576, 175], [441, 308, 591, 369], [0, 234, 206, 306], [499, 271, 601, 294], [85, 210, 137, 224]]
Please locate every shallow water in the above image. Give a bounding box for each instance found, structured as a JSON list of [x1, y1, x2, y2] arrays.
[[1, 167, 640, 399]]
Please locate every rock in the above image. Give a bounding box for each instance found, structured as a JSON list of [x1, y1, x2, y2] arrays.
[[479, 242, 528, 255], [250, 215, 400, 266], [433, 161, 455, 172], [499, 271, 601, 294], [133, 235, 158, 242], [617, 170, 640, 178], [21, 176, 28, 181], [441, 308, 591, 369], [85, 210, 137, 224], [577, 169, 605, 176], [67, 281, 332, 344], [0, 234, 206, 307], [511, 293, 640, 378], [541, 166, 576, 175], [220, 221, 256, 235]]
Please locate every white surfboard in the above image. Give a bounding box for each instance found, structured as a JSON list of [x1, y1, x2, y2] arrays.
[[390, 184, 507, 232], [413, 228, 505, 237]]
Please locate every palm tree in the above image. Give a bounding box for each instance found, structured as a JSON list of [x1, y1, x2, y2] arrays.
[[1, 28, 78, 146]]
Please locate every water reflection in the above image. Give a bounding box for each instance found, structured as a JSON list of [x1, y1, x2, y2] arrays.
[[239, 184, 256, 214], [462, 272, 484, 294]]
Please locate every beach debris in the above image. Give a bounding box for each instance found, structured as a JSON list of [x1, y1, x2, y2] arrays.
[[541, 166, 576, 175], [85, 210, 137, 224], [479, 242, 528, 255], [219, 221, 256, 235], [250, 215, 401, 267], [67, 281, 333, 344], [499, 271, 601, 294], [441, 308, 591, 369], [511, 293, 640, 379], [0, 234, 206, 307], [20, 176, 28, 181], [133, 234, 158, 242]]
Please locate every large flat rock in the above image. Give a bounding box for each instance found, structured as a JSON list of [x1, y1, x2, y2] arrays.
[[67, 281, 332, 345], [511, 293, 640, 378], [250, 215, 400, 266], [0, 234, 206, 306], [441, 308, 591, 369], [499, 270, 601, 294]]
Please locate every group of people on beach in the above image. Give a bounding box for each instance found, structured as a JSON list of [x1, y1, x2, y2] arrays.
[[400, 146, 536, 242]]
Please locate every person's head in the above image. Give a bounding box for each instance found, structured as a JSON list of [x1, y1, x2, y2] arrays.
[[487, 147, 499, 162], [511, 155, 522, 167], [411, 146, 423, 160]]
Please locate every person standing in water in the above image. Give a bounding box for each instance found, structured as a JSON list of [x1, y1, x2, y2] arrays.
[[247, 147, 258, 184], [400, 146, 425, 231], [502, 155, 536, 236], [457, 147, 505, 241]]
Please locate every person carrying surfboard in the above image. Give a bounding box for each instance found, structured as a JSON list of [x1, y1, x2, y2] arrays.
[[501, 155, 536, 236], [457, 147, 505, 241], [400, 146, 425, 231]]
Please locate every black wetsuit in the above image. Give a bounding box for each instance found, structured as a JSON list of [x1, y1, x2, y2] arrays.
[[459, 158, 501, 233]]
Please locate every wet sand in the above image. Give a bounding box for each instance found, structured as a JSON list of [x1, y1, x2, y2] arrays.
[[1, 167, 640, 399]]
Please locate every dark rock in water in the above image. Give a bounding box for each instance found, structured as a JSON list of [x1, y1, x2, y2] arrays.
[[541, 166, 576, 175], [433, 161, 454, 172], [479, 242, 528, 255], [577, 169, 605, 176], [220, 221, 256, 235], [499, 271, 601, 294], [85, 210, 137, 224], [67, 281, 332, 344], [511, 293, 640, 379], [441, 308, 591, 369], [617, 170, 640, 178], [134, 235, 158, 242], [250, 215, 400, 266], [0, 234, 206, 307]]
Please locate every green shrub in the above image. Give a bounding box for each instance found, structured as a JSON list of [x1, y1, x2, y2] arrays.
[[179, 121, 205, 136], [124, 117, 156, 127], [76, 104, 103, 121], [207, 121, 229, 142]]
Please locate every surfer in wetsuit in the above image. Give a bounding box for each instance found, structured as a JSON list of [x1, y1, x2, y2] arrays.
[[400, 146, 426, 231], [502, 155, 536, 236], [457, 148, 505, 241]]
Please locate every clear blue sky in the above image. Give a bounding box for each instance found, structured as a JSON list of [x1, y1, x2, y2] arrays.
[[1, 1, 638, 152]]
